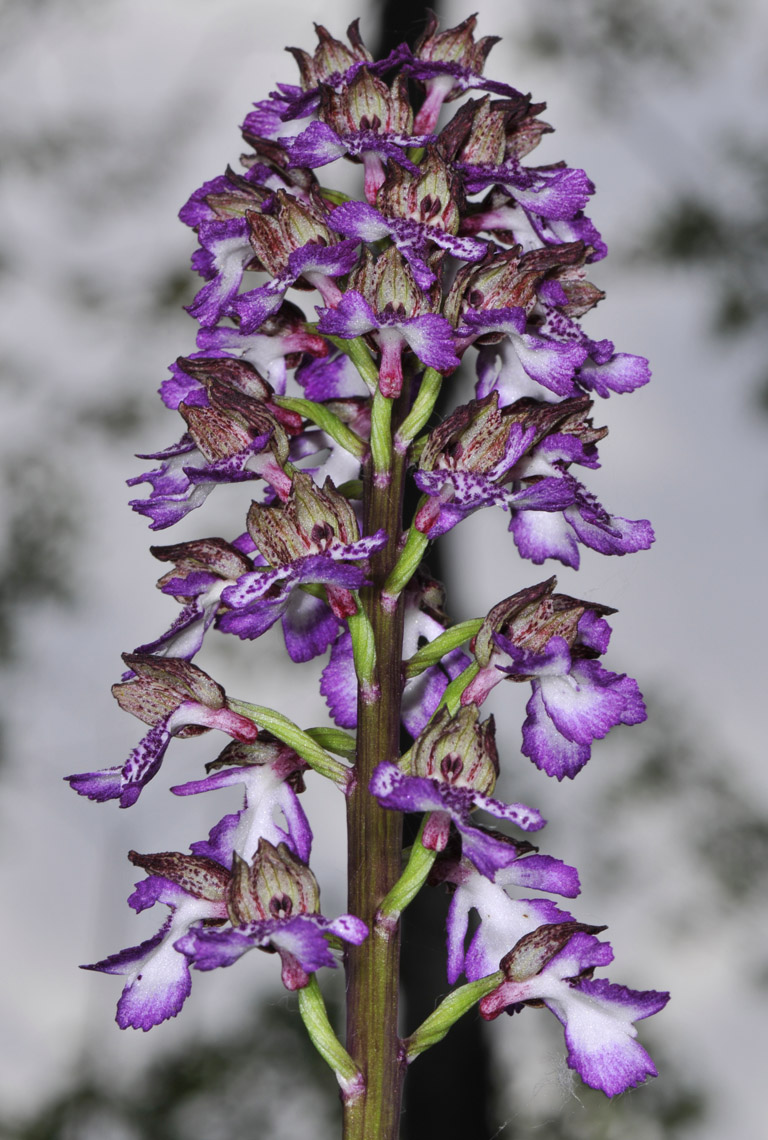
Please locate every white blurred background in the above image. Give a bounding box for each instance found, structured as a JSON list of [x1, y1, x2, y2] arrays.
[[1, 0, 767, 1136]]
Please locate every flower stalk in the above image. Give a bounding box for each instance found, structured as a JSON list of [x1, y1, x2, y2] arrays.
[[344, 425, 408, 1138]]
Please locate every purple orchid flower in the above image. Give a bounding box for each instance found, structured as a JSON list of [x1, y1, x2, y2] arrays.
[[186, 217, 256, 328], [178, 910, 368, 991], [173, 744, 312, 865], [216, 472, 386, 645], [241, 88, 306, 139], [328, 198, 487, 289], [440, 855, 579, 984], [480, 924, 669, 1097], [400, 14, 522, 133], [127, 431, 287, 530], [66, 655, 259, 807], [458, 159, 594, 221], [140, 505, 368, 667], [192, 306, 329, 397], [281, 116, 431, 204], [82, 848, 231, 1031], [463, 591, 646, 779], [507, 468, 654, 569], [218, 556, 369, 643], [317, 289, 459, 397], [529, 296, 651, 400], [83, 763, 314, 1030], [370, 760, 545, 879], [461, 191, 608, 263], [272, 21, 379, 123], [461, 306, 590, 402], [233, 237, 361, 333], [414, 460, 574, 540], [176, 839, 368, 991]]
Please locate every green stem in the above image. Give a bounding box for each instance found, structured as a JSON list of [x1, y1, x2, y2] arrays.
[[403, 618, 483, 678], [377, 818, 436, 930], [403, 972, 504, 1063], [297, 976, 364, 1100], [394, 367, 443, 451], [275, 396, 367, 459], [343, 414, 408, 1140], [228, 700, 350, 787], [382, 526, 429, 604], [370, 390, 393, 483]]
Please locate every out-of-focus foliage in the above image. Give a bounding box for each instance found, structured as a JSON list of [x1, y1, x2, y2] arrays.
[[0, 995, 341, 1140], [521, 0, 768, 408], [638, 149, 768, 409], [8, 696, 765, 1139], [521, 0, 727, 83]]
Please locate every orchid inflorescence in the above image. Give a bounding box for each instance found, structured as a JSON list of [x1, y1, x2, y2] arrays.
[[69, 14, 667, 1133]]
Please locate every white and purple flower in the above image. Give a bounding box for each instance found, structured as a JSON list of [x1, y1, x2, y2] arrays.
[[463, 579, 646, 778], [82, 848, 231, 1031], [177, 839, 368, 991], [66, 655, 259, 807], [480, 923, 670, 1097]]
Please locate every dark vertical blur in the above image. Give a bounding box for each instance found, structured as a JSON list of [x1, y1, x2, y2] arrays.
[[369, 4, 497, 1137], [371, 0, 435, 59]]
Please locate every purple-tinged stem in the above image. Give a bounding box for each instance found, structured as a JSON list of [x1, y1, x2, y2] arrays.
[[344, 420, 408, 1140]]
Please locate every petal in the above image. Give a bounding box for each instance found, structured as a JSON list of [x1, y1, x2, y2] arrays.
[[566, 502, 655, 558], [498, 854, 581, 898], [115, 941, 191, 1030], [515, 333, 588, 395], [118, 720, 174, 807], [329, 201, 391, 243], [521, 684, 591, 779], [281, 590, 340, 663], [465, 895, 574, 981], [320, 630, 358, 728], [548, 978, 669, 1096], [282, 120, 347, 167], [577, 352, 651, 398], [539, 660, 645, 745], [399, 314, 461, 372], [316, 291, 378, 339], [66, 765, 123, 803], [287, 238, 361, 281], [513, 167, 594, 220], [509, 509, 581, 568], [186, 219, 252, 327]]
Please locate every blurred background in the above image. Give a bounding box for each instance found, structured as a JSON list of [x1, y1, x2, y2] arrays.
[[1, 0, 767, 1136]]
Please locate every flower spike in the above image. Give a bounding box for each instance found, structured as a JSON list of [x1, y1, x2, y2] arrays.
[[73, 11, 666, 1125]]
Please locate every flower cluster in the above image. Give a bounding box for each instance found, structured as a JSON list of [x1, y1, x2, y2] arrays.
[[70, 12, 667, 1114]]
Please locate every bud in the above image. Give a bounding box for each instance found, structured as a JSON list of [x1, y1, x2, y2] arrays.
[[246, 191, 337, 278], [470, 578, 615, 670], [246, 472, 360, 566], [321, 67, 412, 136], [226, 839, 320, 926], [287, 20, 371, 93], [378, 147, 463, 235], [411, 705, 498, 795], [499, 921, 606, 982]]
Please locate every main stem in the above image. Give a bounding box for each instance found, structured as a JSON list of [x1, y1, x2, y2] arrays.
[[344, 428, 408, 1140]]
